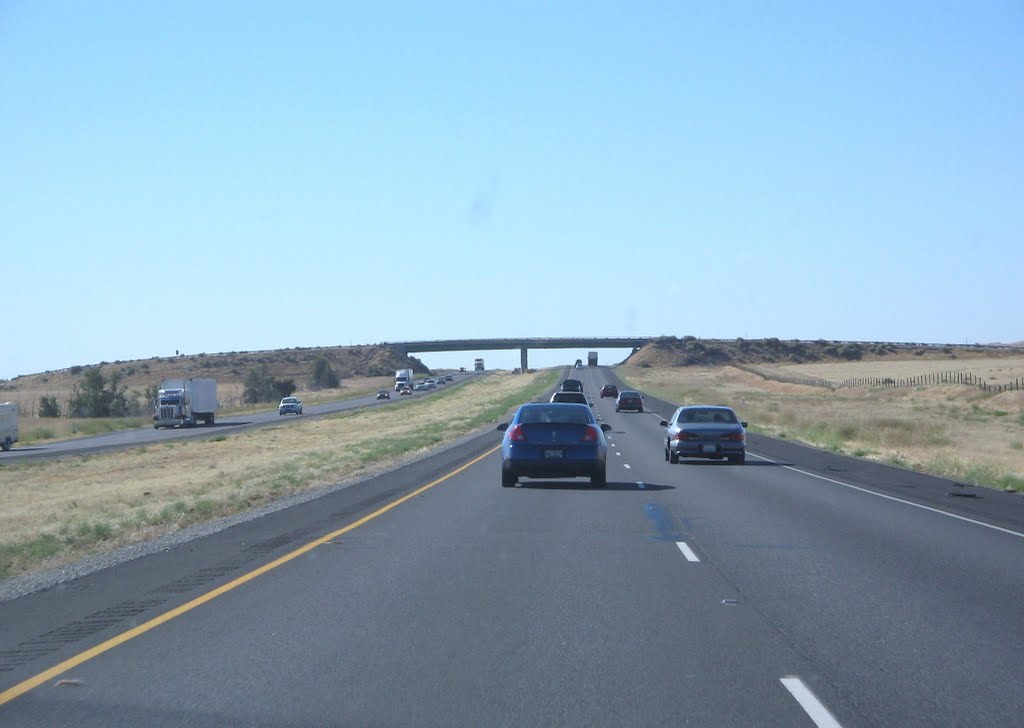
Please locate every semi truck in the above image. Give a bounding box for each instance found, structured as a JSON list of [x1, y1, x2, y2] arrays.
[[394, 368, 414, 391], [588, 351, 598, 367], [0, 402, 17, 452], [474, 358, 485, 371], [153, 378, 218, 428]]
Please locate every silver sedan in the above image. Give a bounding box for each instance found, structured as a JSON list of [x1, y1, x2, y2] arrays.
[[661, 405, 747, 464]]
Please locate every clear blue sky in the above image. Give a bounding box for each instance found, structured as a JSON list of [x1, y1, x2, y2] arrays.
[[2, 1, 1022, 379]]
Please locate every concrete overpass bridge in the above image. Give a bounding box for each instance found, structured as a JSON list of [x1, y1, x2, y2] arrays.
[[388, 337, 654, 371]]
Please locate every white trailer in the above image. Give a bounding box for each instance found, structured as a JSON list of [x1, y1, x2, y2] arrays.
[[153, 378, 218, 428], [0, 402, 17, 452], [395, 368, 414, 391]]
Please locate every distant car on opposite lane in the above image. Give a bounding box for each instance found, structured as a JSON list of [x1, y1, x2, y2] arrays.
[[399, 385, 413, 396], [615, 390, 643, 412], [600, 384, 619, 398], [376, 390, 391, 400], [278, 397, 303, 415], [661, 405, 747, 464], [497, 403, 612, 487]]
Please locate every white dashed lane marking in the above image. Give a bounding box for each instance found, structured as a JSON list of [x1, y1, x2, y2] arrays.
[[780, 677, 843, 728], [675, 542, 699, 562], [624, 464, 631, 470]]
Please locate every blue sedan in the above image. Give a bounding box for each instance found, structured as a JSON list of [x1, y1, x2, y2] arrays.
[[497, 403, 612, 488]]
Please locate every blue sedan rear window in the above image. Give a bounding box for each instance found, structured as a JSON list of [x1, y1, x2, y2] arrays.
[[519, 405, 591, 425]]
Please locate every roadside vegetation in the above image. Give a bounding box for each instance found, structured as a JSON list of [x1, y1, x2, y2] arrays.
[[618, 361, 1024, 494], [0, 370, 557, 581], [0, 344, 429, 444]]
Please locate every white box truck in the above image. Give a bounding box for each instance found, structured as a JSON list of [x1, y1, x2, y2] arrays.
[[0, 402, 17, 451], [394, 368, 414, 391], [474, 358, 484, 371], [588, 351, 598, 366], [153, 378, 218, 428]]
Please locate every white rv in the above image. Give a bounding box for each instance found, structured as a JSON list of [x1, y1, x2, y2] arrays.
[[0, 402, 18, 451]]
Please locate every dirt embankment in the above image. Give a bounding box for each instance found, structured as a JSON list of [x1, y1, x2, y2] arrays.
[[625, 337, 1021, 369], [1, 345, 429, 399]]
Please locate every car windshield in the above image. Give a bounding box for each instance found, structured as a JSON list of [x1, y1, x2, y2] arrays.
[[518, 405, 591, 425], [679, 408, 737, 424], [619, 391, 639, 397]]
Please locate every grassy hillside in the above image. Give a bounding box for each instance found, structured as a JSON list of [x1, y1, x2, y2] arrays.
[[0, 344, 432, 440], [626, 337, 1021, 368]]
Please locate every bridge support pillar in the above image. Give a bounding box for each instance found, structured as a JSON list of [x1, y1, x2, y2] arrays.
[[520, 347, 529, 373]]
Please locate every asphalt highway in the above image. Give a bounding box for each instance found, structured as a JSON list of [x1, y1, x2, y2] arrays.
[[1, 367, 1022, 726], [0, 372, 477, 462]]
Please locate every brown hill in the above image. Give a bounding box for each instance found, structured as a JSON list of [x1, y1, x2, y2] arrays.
[[1, 345, 430, 399], [624, 337, 1019, 368]]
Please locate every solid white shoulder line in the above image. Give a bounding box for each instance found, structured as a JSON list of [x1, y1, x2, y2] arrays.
[[747, 452, 1024, 539]]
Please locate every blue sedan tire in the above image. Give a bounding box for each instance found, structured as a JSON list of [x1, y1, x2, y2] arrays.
[[502, 470, 517, 488], [591, 467, 606, 487]]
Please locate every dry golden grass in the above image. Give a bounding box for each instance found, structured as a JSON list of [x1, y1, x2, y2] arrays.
[[7, 377, 396, 444], [619, 364, 1024, 492], [760, 356, 1024, 384], [0, 370, 556, 579]]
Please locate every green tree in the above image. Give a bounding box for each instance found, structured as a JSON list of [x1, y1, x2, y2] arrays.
[[38, 396, 61, 418], [69, 367, 130, 417], [243, 365, 297, 403], [311, 356, 340, 389]]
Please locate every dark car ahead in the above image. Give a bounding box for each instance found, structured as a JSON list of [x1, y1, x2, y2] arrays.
[[661, 405, 747, 464], [600, 384, 619, 398], [560, 379, 583, 393], [550, 391, 589, 405], [498, 403, 612, 488], [615, 390, 643, 412], [376, 390, 391, 400]]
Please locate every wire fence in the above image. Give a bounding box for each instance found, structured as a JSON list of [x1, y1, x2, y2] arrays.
[[734, 364, 1024, 394]]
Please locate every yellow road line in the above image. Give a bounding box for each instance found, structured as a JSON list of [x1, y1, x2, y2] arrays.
[[0, 443, 502, 707]]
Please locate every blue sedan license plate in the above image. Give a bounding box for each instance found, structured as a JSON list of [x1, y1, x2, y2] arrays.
[[544, 449, 564, 459]]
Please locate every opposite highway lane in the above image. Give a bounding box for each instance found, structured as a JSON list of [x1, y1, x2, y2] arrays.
[[1, 372, 477, 462], [1, 366, 1022, 726]]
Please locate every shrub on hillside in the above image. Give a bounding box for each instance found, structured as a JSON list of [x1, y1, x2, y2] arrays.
[[69, 367, 130, 417], [243, 365, 297, 403], [38, 396, 61, 418], [311, 356, 340, 389]]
